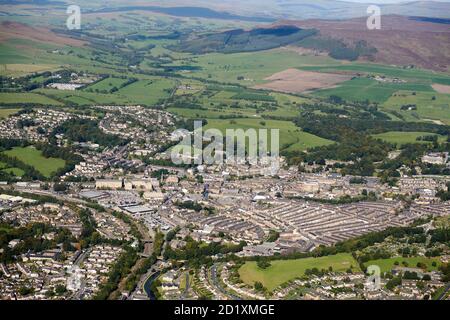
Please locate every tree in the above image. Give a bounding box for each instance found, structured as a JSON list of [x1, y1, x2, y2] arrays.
[[254, 281, 266, 292], [53, 183, 68, 192], [55, 284, 67, 295], [256, 259, 271, 269]]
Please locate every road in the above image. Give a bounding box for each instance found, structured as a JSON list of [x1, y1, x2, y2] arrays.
[[437, 283, 450, 300], [180, 272, 190, 300], [210, 264, 241, 300]]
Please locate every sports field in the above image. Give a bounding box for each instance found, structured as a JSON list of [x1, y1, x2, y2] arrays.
[[238, 253, 360, 291], [3, 146, 66, 177]]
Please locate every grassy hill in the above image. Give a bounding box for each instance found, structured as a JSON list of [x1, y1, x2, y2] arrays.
[[171, 26, 317, 54], [239, 253, 360, 291]]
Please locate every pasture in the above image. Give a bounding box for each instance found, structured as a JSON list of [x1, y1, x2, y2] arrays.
[[203, 118, 333, 152], [382, 91, 450, 125], [312, 77, 432, 103], [0, 92, 62, 105], [372, 131, 447, 146]]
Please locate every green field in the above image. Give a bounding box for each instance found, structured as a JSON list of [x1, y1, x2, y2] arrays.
[[313, 77, 432, 103], [3, 146, 66, 178], [2, 167, 25, 176], [0, 161, 25, 177], [382, 91, 450, 125], [372, 131, 447, 146], [178, 49, 338, 84], [202, 118, 333, 152], [301, 63, 450, 85], [0, 108, 20, 118], [239, 253, 360, 291], [0, 92, 62, 105], [117, 79, 176, 105], [364, 257, 441, 274], [85, 77, 129, 91]]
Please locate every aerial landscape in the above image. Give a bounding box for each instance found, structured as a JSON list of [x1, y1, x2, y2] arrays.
[[0, 0, 449, 307]]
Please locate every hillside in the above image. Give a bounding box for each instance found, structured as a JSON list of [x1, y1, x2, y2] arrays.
[[170, 25, 317, 54], [280, 15, 450, 72], [104, 0, 450, 20]]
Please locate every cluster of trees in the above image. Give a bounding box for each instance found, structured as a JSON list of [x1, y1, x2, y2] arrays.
[[52, 118, 125, 148], [437, 183, 450, 201], [0, 139, 82, 180], [93, 246, 139, 300], [172, 26, 317, 54], [0, 223, 75, 263], [0, 153, 44, 181], [153, 231, 165, 257], [36, 143, 83, 178], [298, 37, 377, 61], [163, 237, 246, 268], [174, 201, 215, 215]]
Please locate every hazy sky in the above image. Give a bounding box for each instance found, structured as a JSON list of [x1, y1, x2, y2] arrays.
[[343, 0, 450, 3]]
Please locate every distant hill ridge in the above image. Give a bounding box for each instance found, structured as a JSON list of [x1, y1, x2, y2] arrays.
[[170, 25, 318, 54]]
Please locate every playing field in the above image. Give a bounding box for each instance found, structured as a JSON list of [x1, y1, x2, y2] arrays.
[[372, 131, 447, 146], [3, 146, 66, 178], [364, 257, 441, 274], [202, 118, 333, 152], [238, 253, 360, 291]]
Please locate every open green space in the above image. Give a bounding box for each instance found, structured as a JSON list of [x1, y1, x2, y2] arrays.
[[301, 63, 450, 85], [313, 77, 433, 103], [0, 92, 62, 105], [364, 257, 442, 274], [202, 118, 333, 152], [84, 77, 129, 92], [372, 131, 447, 146], [3, 146, 66, 178], [0, 108, 20, 118], [175, 49, 338, 84], [117, 78, 176, 105], [2, 167, 25, 177], [382, 91, 450, 125], [238, 253, 360, 291]]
